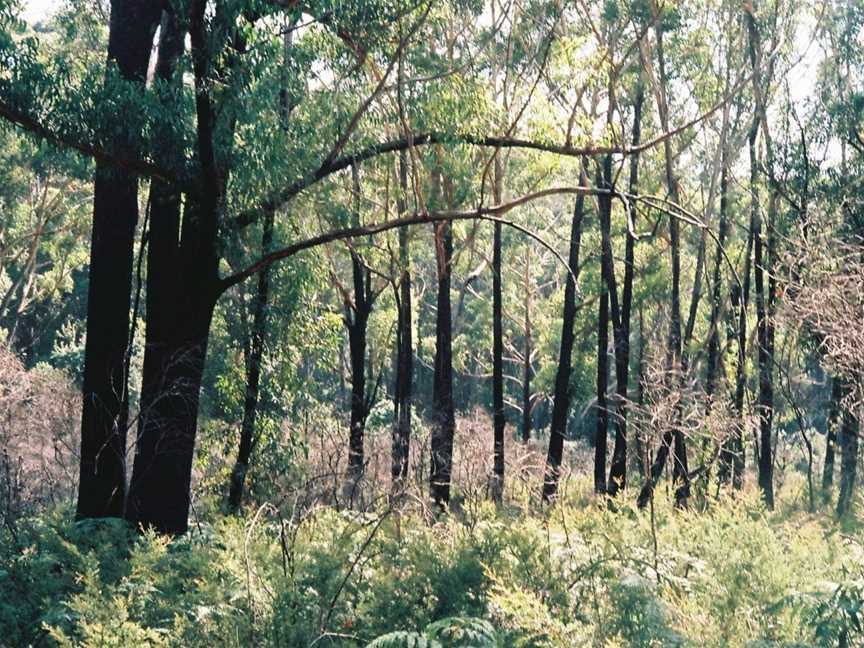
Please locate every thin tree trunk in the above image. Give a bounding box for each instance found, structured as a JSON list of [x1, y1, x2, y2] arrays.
[[607, 85, 644, 496], [392, 65, 412, 494], [712, 151, 732, 482], [746, 7, 775, 508], [227, 208, 273, 512], [76, 0, 162, 521], [542, 168, 587, 500], [823, 377, 842, 501], [594, 287, 610, 494], [521, 244, 533, 443], [837, 384, 858, 517], [491, 155, 506, 500]]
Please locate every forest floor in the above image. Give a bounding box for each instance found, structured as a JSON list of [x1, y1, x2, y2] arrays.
[[2, 472, 862, 647]]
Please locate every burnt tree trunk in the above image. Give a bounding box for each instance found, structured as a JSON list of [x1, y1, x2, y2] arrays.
[[491, 155, 506, 500], [429, 173, 456, 509], [76, 0, 162, 521], [126, 2, 225, 534], [606, 86, 644, 496], [746, 7, 775, 508], [430, 208, 455, 508], [227, 208, 273, 512], [392, 62, 412, 492], [594, 286, 610, 495], [344, 165, 376, 503], [521, 246, 534, 444], [543, 168, 587, 500]]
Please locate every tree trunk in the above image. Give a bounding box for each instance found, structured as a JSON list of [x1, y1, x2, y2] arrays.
[[227, 208, 273, 512], [127, 2, 224, 534], [430, 204, 455, 508], [711, 153, 731, 481], [392, 152, 413, 492], [746, 7, 775, 508], [491, 156, 506, 500], [76, 0, 162, 521], [594, 287, 609, 495], [836, 385, 858, 517], [542, 168, 587, 501], [521, 247, 533, 444], [822, 377, 842, 501], [606, 85, 643, 496], [344, 165, 374, 504]]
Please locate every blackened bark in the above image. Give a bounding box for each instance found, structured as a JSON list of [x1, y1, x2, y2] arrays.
[[227, 208, 273, 512], [76, 0, 162, 521], [127, 1, 223, 534], [606, 87, 643, 496], [594, 287, 609, 494], [430, 210, 455, 508], [521, 249, 533, 444], [492, 156, 506, 499], [344, 165, 375, 503], [392, 151, 412, 490], [836, 383, 858, 517], [542, 168, 587, 501], [747, 8, 775, 508], [822, 377, 842, 500], [712, 154, 732, 482]]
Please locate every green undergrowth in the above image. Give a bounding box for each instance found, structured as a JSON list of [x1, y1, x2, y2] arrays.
[[2, 483, 863, 647]]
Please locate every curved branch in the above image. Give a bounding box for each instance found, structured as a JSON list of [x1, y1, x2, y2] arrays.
[[0, 100, 173, 181], [219, 186, 607, 292]]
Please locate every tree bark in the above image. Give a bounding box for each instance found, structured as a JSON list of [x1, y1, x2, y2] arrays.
[[343, 165, 375, 504], [822, 377, 842, 501], [126, 1, 225, 534], [491, 155, 506, 500], [594, 286, 610, 494], [836, 383, 858, 517], [392, 61, 412, 493], [227, 208, 273, 512], [76, 0, 162, 521], [542, 168, 587, 500], [606, 86, 643, 496], [521, 245, 533, 444], [746, 6, 775, 508], [430, 179, 455, 507]]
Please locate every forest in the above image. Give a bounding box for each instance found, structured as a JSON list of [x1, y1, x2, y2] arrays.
[[1, 0, 864, 645]]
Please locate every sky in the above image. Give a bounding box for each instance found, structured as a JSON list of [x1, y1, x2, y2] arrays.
[[20, 0, 58, 23]]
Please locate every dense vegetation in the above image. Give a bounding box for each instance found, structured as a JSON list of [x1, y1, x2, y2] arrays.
[[1, 0, 864, 645]]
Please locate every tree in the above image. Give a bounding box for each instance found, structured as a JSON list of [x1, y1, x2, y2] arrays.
[[77, 0, 162, 521]]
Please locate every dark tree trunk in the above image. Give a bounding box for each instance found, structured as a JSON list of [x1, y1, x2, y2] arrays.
[[76, 0, 162, 521], [594, 287, 610, 495], [227, 208, 273, 512], [430, 210, 455, 508], [521, 247, 533, 444], [712, 154, 731, 481], [127, 2, 224, 534], [836, 384, 858, 517], [606, 86, 643, 496], [822, 377, 842, 500], [491, 156, 506, 500], [543, 168, 587, 501], [392, 150, 412, 491], [745, 1, 776, 509], [344, 165, 375, 503]]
